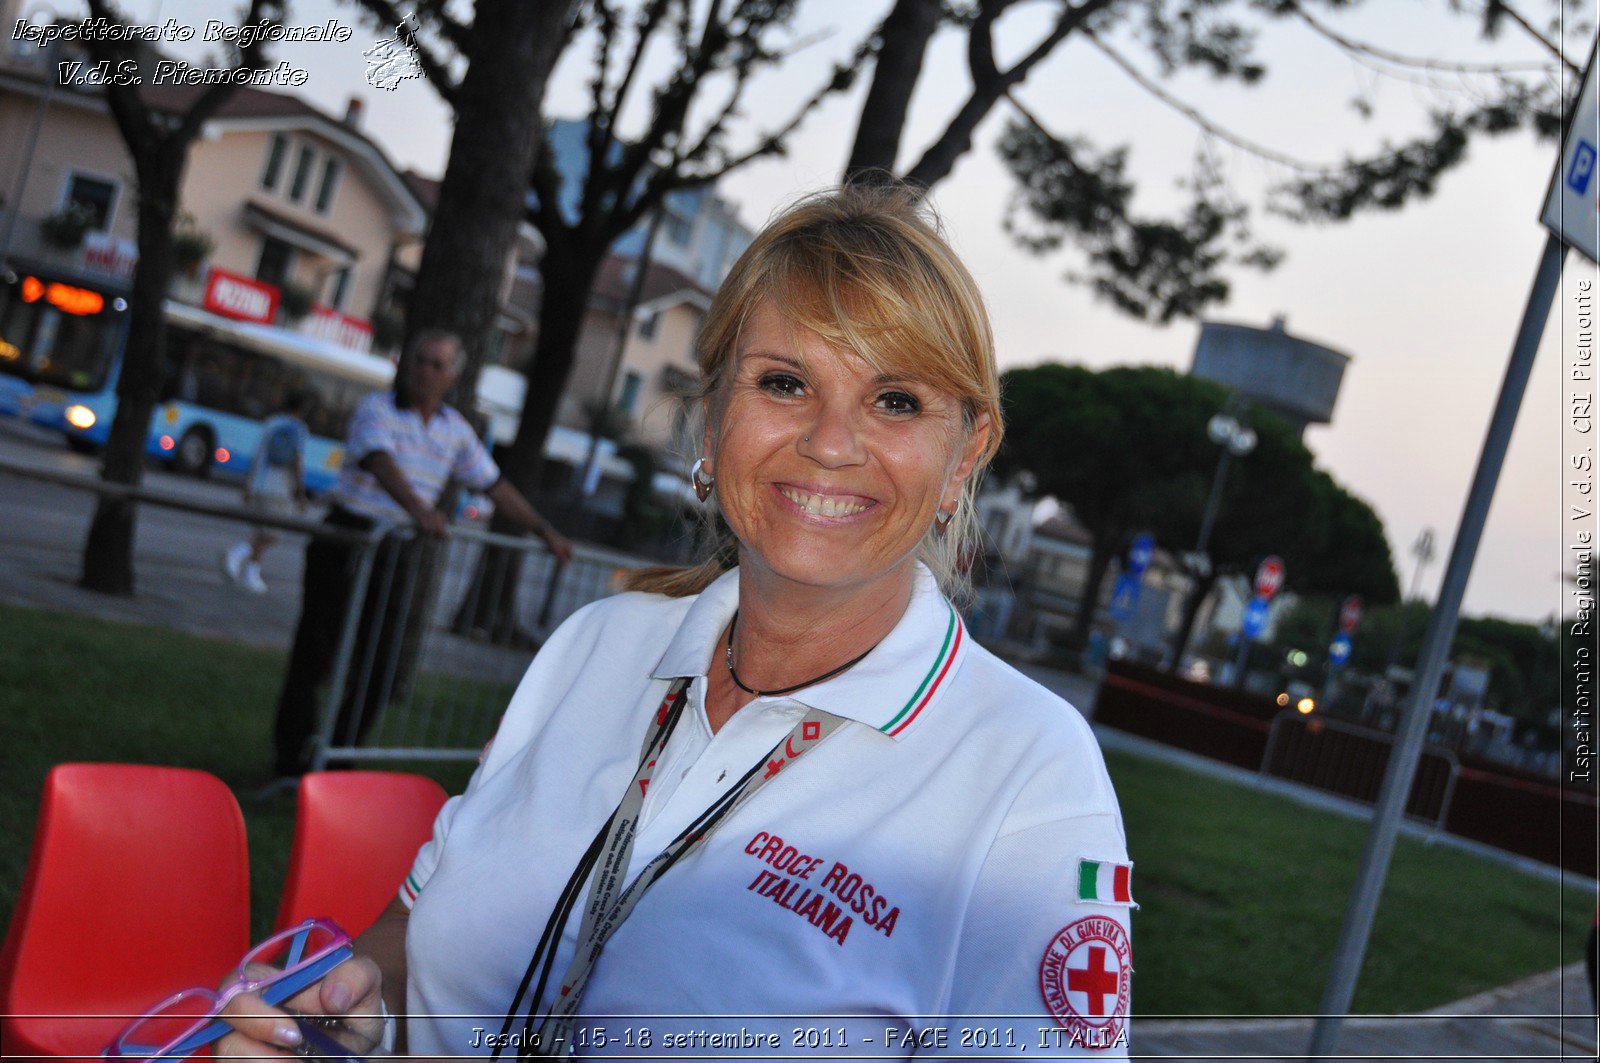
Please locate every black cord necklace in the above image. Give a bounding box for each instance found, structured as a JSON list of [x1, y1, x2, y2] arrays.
[[724, 610, 881, 697]]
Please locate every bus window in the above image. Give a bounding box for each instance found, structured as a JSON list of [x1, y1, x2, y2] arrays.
[[35, 310, 118, 390], [296, 368, 349, 439], [236, 354, 270, 418], [188, 341, 234, 411], [0, 272, 120, 391]]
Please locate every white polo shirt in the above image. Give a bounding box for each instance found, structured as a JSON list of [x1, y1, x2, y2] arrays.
[[402, 565, 1133, 1058], [328, 392, 500, 521]]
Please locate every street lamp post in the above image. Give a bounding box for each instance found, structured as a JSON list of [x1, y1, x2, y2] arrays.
[[1191, 409, 1258, 575], [1371, 527, 1437, 718], [1171, 407, 1256, 673]]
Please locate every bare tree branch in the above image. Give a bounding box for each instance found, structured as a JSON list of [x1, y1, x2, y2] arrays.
[[604, 0, 672, 138], [903, 0, 1120, 189], [676, 37, 874, 186], [410, 0, 472, 54], [585, 0, 622, 185], [1291, 0, 1567, 77], [680, 25, 838, 167], [1078, 29, 1331, 172], [174, 0, 277, 143], [1458, 0, 1578, 70], [602, 0, 735, 218]]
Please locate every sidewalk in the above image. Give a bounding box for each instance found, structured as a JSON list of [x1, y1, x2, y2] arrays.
[[1131, 962, 1596, 1061]]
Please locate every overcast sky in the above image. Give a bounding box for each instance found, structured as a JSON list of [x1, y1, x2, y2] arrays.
[[45, 0, 1597, 625]]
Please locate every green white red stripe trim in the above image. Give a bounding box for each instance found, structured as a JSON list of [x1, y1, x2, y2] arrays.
[[1076, 858, 1135, 906], [880, 604, 962, 737], [400, 872, 422, 907]]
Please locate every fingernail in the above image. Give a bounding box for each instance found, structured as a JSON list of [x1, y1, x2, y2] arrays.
[[276, 1023, 303, 1047], [326, 983, 353, 1012]]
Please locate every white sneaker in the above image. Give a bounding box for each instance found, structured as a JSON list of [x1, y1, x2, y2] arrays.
[[222, 543, 250, 584], [243, 561, 268, 594]]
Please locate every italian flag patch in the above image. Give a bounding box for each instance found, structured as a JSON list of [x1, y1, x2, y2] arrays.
[[1076, 858, 1136, 907]]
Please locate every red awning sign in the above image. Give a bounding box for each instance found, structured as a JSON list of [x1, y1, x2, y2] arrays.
[[203, 268, 279, 325]]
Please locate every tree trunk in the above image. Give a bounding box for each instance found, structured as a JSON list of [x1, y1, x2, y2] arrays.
[[1069, 533, 1118, 651], [402, 0, 575, 398], [502, 248, 604, 497], [389, 0, 571, 657], [454, 246, 605, 636], [79, 154, 181, 595], [903, 79, 1015, 191], [844, 0, 941, 182], [1167, 568, 1220, 672]]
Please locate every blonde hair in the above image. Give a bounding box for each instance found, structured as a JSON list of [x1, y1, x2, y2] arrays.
[[624, 185, 1004, 601]]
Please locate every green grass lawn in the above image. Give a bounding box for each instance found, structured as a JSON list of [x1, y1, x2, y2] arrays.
[[0, 601, 1588, 1014]]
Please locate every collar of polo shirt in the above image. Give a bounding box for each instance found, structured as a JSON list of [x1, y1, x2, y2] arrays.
[[650, 563, 967, 740]]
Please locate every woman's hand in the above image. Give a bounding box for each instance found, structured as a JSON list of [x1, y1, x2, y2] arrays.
[[215, 954, 386, 1058]]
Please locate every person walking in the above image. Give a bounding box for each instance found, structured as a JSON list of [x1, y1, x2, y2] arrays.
[[270, 329, 573, 778], [224, 391, 311, 593]]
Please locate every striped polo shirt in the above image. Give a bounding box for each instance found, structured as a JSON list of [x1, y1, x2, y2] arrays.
[[326, 392, 499, 521]]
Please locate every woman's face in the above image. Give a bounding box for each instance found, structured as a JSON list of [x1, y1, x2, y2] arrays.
[[708, 300, 990, 598]]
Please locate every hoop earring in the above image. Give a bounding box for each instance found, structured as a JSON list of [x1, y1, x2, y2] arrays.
[[934, 507, 954, 535], [691, 457, 715, 503]]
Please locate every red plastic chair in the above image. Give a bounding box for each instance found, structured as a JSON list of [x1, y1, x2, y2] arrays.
[[0, 763, 250, 1060], [273, 772, 448, 936]]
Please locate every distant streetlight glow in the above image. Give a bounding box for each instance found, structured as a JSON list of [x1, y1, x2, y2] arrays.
[[1297, 697, 1316, 715]]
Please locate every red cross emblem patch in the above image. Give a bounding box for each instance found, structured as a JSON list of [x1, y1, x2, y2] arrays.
[[1038, 916, 1131, 1050]]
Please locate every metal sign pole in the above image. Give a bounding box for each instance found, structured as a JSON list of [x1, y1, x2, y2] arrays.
[[1308, 230, 1567, 1056]]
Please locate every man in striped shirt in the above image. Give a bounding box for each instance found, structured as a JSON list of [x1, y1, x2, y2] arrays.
[[272, 330, 572, 777]]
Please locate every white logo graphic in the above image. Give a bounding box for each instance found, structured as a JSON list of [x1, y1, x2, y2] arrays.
[[363, 10, 422, 91]]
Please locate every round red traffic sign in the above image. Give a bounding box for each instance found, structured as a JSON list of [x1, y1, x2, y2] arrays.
[[1339, 594, 1364, 632], [1254, 556, 1285, 599]]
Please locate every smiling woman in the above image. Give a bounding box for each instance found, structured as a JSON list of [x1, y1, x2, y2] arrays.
[[633, 184, 1004, 606], [219, 188, 1136, 1061]]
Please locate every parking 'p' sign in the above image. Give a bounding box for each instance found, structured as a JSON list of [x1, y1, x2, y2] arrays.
[[1541, 41, 1600, 263], [1568, 141, 1596, 198]]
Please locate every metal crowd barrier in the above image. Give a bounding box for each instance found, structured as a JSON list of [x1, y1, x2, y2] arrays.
[[0, 454, 643, 771], [1260, 710, 1461, 829], [309, 523, 639, 770]]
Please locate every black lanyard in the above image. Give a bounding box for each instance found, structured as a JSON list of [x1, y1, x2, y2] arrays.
[[493, 677, 846, 1059]]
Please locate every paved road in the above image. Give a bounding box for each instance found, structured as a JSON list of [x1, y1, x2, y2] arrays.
[[0, 418, 594, 650], [0, 417, 311, 647]]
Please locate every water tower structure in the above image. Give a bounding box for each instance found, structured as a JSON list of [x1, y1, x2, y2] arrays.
[[1189, 316, 1349, 437]]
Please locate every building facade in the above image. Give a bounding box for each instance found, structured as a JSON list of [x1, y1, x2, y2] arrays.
[[0, 27, 428, 344], [540, 118, 753, 466]]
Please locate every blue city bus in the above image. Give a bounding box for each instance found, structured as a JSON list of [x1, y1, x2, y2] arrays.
[[0, 265, 130, 432], [1, 266, 391, 492]]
